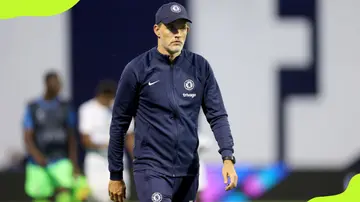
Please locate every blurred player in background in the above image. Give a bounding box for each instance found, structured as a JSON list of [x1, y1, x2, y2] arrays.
[[196, 113, 213, 202], [79, 80, 134, 201], [197, 132, 213, 202], [23, 71, 81, 202]]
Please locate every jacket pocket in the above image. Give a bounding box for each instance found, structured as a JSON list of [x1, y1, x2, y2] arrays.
[[134, 122, 150, 158], [140, 123, 151, 149]]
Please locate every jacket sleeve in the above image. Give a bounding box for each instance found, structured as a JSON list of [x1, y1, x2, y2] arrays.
[[201, 61, 234, 158], [108, 62, 138, 180]]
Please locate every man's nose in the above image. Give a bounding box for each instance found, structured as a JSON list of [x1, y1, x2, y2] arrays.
[[174, 30, 182, 37], [171, 28, 180, 34]]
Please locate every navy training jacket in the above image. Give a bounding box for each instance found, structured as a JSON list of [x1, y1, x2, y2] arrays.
[[108, 47, 234, 180]]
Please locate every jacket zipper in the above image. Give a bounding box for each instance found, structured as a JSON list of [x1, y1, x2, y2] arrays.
[[170, 63, 179, 177]]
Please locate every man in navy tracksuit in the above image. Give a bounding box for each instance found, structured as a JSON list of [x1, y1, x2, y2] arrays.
[[108, 2, 238, 202]]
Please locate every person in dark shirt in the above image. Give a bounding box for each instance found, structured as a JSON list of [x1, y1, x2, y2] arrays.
[[108, 2, 238, 202], [23, 71, 81, 202]]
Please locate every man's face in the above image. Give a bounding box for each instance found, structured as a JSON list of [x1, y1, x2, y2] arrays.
[[46, 76, 61, 95], [155, 19, 190, 55], [103, 93, 115, 106]]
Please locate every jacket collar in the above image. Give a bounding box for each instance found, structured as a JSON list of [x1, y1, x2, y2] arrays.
[[152, 47, 184, 65]]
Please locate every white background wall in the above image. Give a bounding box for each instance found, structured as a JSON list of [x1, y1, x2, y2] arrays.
[[189, 0, 360, 168], [0, 14, 70, 167]]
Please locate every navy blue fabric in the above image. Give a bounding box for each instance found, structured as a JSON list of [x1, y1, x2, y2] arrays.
[[108, 47, 234, 180], [155, 2, 192, 24], [133, 170, 198, 202]]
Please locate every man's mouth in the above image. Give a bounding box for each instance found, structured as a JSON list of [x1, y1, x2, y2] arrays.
[[172, 41, 182, 45]]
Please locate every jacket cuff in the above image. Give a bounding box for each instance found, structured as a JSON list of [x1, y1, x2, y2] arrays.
[[110, 171, 123, 180], [221, 149, 233, 158]]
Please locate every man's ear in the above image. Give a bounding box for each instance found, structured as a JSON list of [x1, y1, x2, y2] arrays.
[[153, 24, 161, 38], [186, 22, 191, 33]]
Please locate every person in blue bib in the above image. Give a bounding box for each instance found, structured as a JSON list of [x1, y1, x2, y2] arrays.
[[23, 71, 82, 202]]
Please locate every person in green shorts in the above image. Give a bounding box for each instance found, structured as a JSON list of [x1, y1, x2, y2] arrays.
[[23, 71, 82, 202]]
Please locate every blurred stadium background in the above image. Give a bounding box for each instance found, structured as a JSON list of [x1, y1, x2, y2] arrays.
[[1, 0, 360, 201]]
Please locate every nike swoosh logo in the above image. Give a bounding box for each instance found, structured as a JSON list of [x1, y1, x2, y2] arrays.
[[148, 80, 160, 86]]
